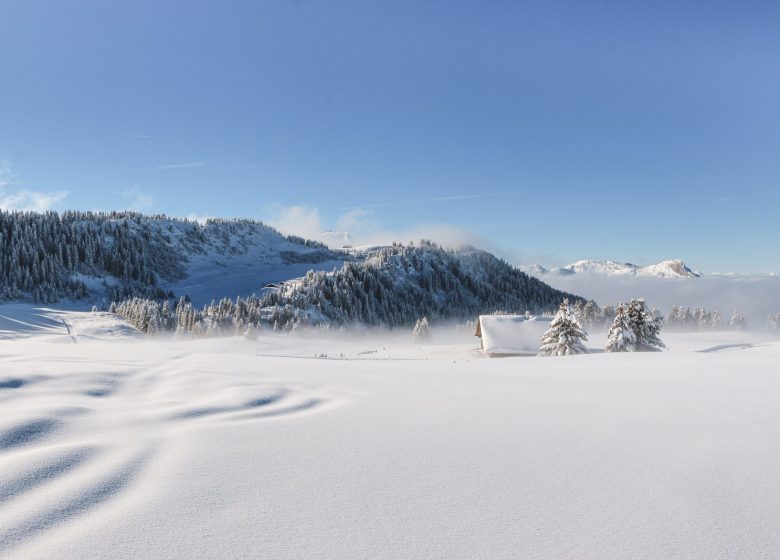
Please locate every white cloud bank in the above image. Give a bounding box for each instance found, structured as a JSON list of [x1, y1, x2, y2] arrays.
[[537, 272, 780, 325], [0, 161, 69, 212], [267, 204, 489, 250]]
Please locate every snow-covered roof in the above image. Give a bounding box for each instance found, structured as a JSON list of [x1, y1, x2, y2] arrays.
[[476, 315, 552, 356]]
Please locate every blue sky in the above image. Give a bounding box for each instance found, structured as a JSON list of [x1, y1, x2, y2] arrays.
[[1, 1, 779, 272]]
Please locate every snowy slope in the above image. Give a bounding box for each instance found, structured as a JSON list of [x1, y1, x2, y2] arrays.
[[2, 306, 780, 559], [0, 211, 350, 308], [157, 220, 348, 306], [0, 304, 138, 342]]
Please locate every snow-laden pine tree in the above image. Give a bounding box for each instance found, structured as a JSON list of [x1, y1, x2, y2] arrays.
[[730, 311, 748, 331], [413, 317, 432, 343], [605, 299, 665, 352], [604, 303, 636, 352], [627, 299, 665, 351], [538, 299, 588, 356]]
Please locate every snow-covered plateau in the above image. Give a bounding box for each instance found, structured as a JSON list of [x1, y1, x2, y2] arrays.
[[2, 304, 780, 559]]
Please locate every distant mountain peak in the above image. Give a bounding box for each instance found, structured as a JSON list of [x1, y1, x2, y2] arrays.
[[524, 259, 700, 279], [639, 259, 700, 278]]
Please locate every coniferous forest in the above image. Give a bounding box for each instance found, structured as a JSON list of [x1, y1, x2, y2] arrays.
[[116, 242, 583, 334], [0, 210, 329, 304]]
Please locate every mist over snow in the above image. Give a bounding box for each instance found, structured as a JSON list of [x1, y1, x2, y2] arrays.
[[528, 268, 780, 326]]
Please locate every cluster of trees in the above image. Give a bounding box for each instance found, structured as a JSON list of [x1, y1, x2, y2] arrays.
[[767, 314, 780, 331], [566, 301, 760, 334], [540, 298, 665, 356], [604, 299, 665, 352], [569, 300, 617, 330], [664, 306, 752, 331], [665, 306, 723, 330], [114, 295, 282, 336]]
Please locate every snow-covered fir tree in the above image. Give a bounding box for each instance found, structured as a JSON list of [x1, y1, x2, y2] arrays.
[[605, 299, 665, 352], [604, 303, 636, 352], [730, 311, 748, 331], [767, 314, 780, 331], [627, 299, 666, 351], [412, 317, 432, 343], [538, 299, 588, 356]]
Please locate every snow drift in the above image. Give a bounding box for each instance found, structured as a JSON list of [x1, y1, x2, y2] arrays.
[[2, 305, 780, 559]]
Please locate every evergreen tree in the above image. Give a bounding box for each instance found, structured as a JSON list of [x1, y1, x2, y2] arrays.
[[604, 303, 636, 352], [730, 311, 748, 331], [412, 317, 432, 343], [538, 299, 588, 356], [627, 299, 666, 351], [606, 299, 665, 352]]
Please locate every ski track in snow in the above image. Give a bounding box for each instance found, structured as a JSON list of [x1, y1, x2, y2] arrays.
[[0, 345, 338, 555]]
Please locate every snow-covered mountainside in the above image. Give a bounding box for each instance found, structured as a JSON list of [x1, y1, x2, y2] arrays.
[[527, 259, 700, 278], [265, 242, 582, 328], [0, 212, 581, 326], [164, 242, 582, 331], [0, 211, 348, 307]]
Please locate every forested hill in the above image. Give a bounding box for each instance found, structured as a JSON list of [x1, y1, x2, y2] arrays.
[[0, 210, 336, 304], [115, 241, 584, 333], [259, 242, 583, 329], [0, 211, 582, 328]]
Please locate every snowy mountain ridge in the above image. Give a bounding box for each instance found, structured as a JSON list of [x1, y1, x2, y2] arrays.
[[524, 259, 700, 278], [0, 212, 581, 324]]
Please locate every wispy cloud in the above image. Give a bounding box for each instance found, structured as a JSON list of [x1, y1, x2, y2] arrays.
[[339, 191, 522, 210], [267, 204, 487, 250], [155, 161, 206, 170], [0, 161, 69, 212], [117, 185, 154, 211]]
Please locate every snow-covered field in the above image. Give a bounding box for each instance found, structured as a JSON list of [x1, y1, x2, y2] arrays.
[[2, 305, 780, 559]]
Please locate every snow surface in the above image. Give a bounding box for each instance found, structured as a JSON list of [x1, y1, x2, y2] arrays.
[[2, 304, 780, 559]]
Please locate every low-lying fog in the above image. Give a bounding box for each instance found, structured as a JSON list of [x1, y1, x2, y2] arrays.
[[540, 273, 780, 325]]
